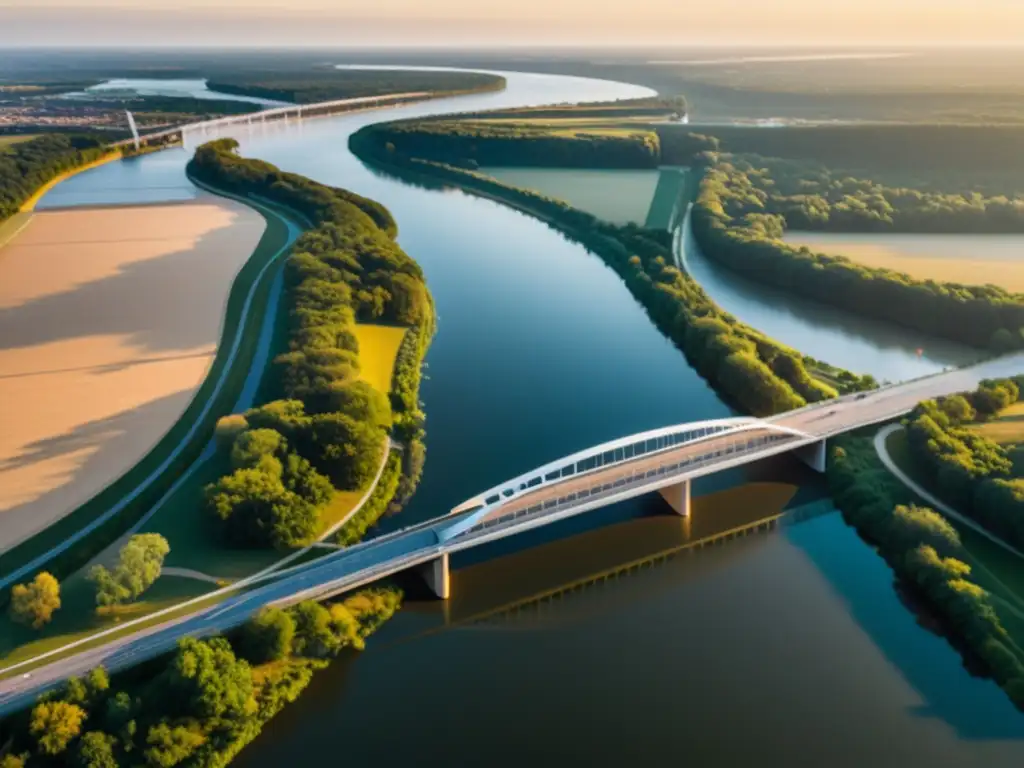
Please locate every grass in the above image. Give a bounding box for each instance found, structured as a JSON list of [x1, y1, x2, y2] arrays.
[[0, 181, 297, 588], [0, 134, 38, 150], [971, 401, 1024, 445], [784, 232, 1024, 293], [353, 324, 407, 393], [0, 575, 213, 669]]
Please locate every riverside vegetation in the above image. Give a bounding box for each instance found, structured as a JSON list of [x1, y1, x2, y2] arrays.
[[690, 154, 1024, 351], [351, 118, 874, 418], [829, 412, 1024, 713], [0, 588, 401, 768], [188, 138, 434, 552], [0, 134, 108, 222], [902, 379, 1024, 550]]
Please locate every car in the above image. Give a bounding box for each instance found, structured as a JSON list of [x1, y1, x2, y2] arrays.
[[856, 393, 869, 400]]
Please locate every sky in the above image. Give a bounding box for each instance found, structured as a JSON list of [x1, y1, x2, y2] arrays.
[[2, 0, 1024, 47]]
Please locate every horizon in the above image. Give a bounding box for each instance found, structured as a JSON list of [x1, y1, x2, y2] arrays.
[[4, 1, 1024, 48]]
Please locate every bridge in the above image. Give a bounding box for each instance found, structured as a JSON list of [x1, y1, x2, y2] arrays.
[[113, 91, 437, 152], [2, 351, 1022, 715]]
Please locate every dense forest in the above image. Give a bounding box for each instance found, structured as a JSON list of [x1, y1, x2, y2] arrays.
[[189, 139, 433, 551], [712, 154, 1024, 233], [206, 70, 505, 105], [685, 123, 1024, 173], [829, 433, 1024, 712], [351, 127, 875, 416], [904, 379, 1024, 549], [0, 134, 108, 222], [0, 589, 401, 768], [692, 154, 1024, 350], [361, 98, 713, 170]]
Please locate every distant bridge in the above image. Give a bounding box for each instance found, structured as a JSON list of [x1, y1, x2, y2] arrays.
[[113, 91, 437, 151]]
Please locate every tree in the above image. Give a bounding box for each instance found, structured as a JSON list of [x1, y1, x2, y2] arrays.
[[326, 380, 392, 429], [887, 505, 962, 558], [289, 601, 341, 659], [307, 412, 385, 490], [238, 607, 296, 664], [10, 572, 61, 629], [30, 700, 86, 756], [89, 534, 170, 607], [231, 428, 287, 471], [64, 668, 110, 709], [205, 467, 318, 549], [143, 723, 204, 768], [73, 731, 118, 768], [161, 637, 255, 721], [0, 756, 25, 768]]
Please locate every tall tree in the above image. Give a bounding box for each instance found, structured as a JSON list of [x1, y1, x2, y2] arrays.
[[10, 572, 61, 629]]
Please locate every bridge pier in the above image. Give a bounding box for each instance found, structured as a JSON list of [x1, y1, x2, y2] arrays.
[[659, 479, 691, 517], [793, 439, 827, 473], [418, 553, 451, 600]]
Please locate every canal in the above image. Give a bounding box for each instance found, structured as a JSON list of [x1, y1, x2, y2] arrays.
[[42, 69, 1024, 766]]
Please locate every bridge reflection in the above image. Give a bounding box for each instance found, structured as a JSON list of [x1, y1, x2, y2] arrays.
[[404, 483, 834, 630]]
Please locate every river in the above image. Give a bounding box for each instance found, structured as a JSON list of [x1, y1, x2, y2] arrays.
[[39, 69, 1024, 766]]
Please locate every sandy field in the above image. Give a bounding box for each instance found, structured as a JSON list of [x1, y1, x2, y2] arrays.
[[0, 199, 265, 553], [786, 232, 1024, 292]]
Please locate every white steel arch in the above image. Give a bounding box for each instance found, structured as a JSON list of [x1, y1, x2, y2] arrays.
[[443, 417, 814, 540]]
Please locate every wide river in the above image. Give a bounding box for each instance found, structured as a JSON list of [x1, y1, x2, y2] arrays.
[[43, 70, 1024, 766]]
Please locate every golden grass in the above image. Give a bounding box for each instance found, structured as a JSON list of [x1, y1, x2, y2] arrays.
[[971, 402, 1024, 445], [353, 324, 407, 393], [785, 233, 1024, 292], [0, 134, 38, 149]]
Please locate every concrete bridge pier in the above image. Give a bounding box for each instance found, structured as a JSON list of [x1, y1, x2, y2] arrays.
[[418, 553, 451, 600], [659, 479, 691, 516], [793, 439, 827, 473]]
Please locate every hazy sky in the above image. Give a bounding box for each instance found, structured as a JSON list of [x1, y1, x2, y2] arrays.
[[3, 0, 1024, 47]]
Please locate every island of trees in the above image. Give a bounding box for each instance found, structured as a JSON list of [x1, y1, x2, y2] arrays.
[[188, 138, 433, 552], [206, 69, 507, 105]]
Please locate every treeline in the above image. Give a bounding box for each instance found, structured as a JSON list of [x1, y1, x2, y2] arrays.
[[436, 96, 687, 123], [206, 70, 506, 105], [688, 123, 1024, 174], [361, 113, 719, 170], [829, 435, 1024, 711], [715, 154, 1024, 234], [189, 138, 433, 550], [0, 134, 108, 222], [0, 588, 401, 768], [368, 120, 662, 169], [692, 156, 1024, 350], [351, 128, 876, 416], [905, 379, 1024, 549]]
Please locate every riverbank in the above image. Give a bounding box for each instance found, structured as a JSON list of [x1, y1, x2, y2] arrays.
[[16, 151, 121, 213], [350, 133, 874, 417]]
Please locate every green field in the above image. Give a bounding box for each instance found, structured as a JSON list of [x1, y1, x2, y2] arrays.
[[483, 167, 660, 226]]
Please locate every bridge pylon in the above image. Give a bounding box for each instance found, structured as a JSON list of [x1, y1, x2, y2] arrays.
[[659, 479, 691, 517], [418, 553, 451, 600]]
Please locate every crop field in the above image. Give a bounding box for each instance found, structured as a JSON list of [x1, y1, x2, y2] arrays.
[[785, 232, 1024, 292]]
